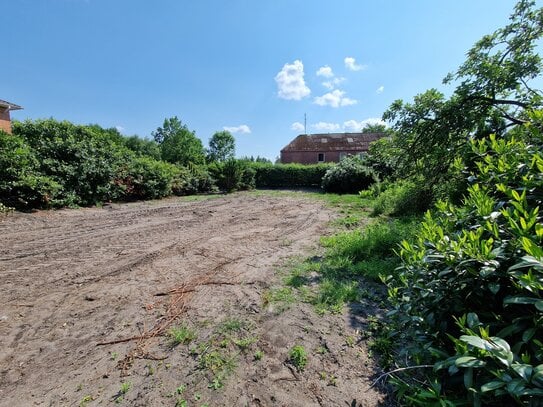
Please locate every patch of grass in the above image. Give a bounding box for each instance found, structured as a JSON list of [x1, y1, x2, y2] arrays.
[[190, 317, 258, 391], [218, 318, 245, 334], [232, 336, 257, 350], [168, 323, 197, 346], [288, 345, 308, 371], [321, 218, 418, 264], [314, 279, 359, 314], [262, 286, 296, 311], [331, 214, 362, 229]]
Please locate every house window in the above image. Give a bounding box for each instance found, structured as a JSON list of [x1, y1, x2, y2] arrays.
[[358, 152, 367, 159], [339, 152, 347, 160], [318, 153, 325, 163]]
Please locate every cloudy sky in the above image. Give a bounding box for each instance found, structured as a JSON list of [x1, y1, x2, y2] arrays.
[[1, 0, 523, 160]]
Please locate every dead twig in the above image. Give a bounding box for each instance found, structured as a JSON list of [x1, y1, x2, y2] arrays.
[[370, 365, 434, 388]]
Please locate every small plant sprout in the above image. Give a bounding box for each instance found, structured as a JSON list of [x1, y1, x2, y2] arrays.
[[113, 381, 132, 403], [79, 395, 93, 407], [345, 335, 355, 347], [288, 345, 308, 371], [254, 349, 264, 361], [168, 323, 197, 346]]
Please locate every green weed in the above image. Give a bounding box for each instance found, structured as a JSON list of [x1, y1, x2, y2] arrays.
[[262, 286, 296, 311], [288, 345, 308, 371], [113, 381, 131, 403], [253, 349, 264, 361], [168, 323, 197, 346], [79, 395, 93, 407]]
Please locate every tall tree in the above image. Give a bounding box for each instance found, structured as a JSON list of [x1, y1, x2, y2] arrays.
[[207, 130, 236, 162], [360, 123, 388, 134], [382, 0, 543, 191], [152, 117, 205, 166]]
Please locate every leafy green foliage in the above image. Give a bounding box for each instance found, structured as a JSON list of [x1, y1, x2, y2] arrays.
[[382, 0, 543, 201], [3, 119, 210, 209], [114, 156, 180, 200], [208, 159, 255, 192], [321, 156, 377, 194], [168, 323, 198, 346], [288, 345, 308, 371], [207, 130, 235, 163], [252, 162, 329, 188], [12, 119, 132, 207], [321, 218, 419, 264], [386, 126, 543, 405], [0, 130, 62, 208], [371, 180, 431, 216], [365, 137, 398, 180], [153, 116, 205, 166], [122, 135, 161, 160]]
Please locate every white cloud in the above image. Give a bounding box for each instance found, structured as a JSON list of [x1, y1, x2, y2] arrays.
[[360, 117, 386, 128], [115, 125, 125, 133], [291, 122, 305, 132], [342, 118, 386, 132], [376, 85, 384, 94], [343, 120, 366, 132], [344, 56, 366, 71], [223, 124, 251, 134], [316, 65, 334, 78], [314, 89, 357, 108], [274, 60, 311, 100], [312, 122, 341, 132], [322, 77, 346, 90]]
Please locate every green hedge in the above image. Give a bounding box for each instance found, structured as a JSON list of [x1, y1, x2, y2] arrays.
[[2, 119, 213, 209], [251, 163, 330, 188]]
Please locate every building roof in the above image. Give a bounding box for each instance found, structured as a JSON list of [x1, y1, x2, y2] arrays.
[[281, 132, 385, 152], [0, 99, 23, 111]]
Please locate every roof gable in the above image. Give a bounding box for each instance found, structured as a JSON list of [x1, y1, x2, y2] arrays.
[[0, 99, 23, 111], [281, 132, 385, 152]]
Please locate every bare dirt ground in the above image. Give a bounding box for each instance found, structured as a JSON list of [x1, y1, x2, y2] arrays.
[[0, 192, 389, 407]]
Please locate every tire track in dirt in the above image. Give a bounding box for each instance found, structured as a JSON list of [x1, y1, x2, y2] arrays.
[[0, 193, 336, 406]]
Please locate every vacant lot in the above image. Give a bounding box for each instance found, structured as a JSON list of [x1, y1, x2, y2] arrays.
[[0, 192, 388, 406]]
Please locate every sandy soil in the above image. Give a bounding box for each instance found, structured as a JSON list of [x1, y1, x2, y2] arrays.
[[0, 192, 389, 406]]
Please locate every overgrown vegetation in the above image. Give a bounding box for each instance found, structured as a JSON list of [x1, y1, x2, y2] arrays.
[[251, 162, 329, 188], [321, 156, 377, 194]]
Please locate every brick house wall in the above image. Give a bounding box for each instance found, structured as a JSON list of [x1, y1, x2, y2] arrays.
[[0, 107, 12, 134], [280, 133, 384, 165], [281, 150, 365, 164]]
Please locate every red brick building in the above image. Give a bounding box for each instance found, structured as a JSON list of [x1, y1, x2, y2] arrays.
[[0, 99, 23, 134], [280, 132, 385, 164]]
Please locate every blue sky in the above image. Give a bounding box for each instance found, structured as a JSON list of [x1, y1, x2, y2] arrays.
[[1, 0, 527, 160]]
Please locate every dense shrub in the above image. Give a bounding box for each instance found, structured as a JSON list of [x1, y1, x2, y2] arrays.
[[6, 119, 208, 209], [386, 125, 543, 406], [114, 157, 180, 200], [209, 159, 255, 192], [173, 164, 215, 196], [13, 119, 132, 206], [252, 163, 329, 188], [0, 130, 62, 208], [321, 156, 377, 194], [122, 135, 161, 160], [371, 179, 431, 216]]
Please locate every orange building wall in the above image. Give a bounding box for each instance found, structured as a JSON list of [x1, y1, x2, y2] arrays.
[[0, 108, 12, 134]]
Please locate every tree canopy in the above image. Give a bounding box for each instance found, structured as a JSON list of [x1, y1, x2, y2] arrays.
[[207, 130, 236, 163], [152, 116, 205, 166], [382, 0, 543, 194]]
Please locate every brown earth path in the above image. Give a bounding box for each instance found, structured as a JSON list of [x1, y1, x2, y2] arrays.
[[0, 192, 389, 406]]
